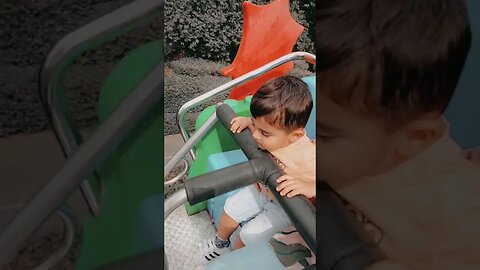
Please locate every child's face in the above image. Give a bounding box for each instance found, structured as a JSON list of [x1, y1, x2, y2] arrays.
[[316, 92, 402, 189], [251, 117, 303, 153]]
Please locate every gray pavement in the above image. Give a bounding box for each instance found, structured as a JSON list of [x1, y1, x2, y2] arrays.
[[0, 130, 89, 269]]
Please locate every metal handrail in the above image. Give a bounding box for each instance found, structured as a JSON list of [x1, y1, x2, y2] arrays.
[[0, 61, 164, 269], [34, 208, 76, 270], [38, 0, 162, 217], [163, 158, 188, 186], [176, 52, 316, 159], [164, 112, 218, 183]]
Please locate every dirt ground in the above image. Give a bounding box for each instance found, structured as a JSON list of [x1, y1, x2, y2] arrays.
[[0, 0, 161, 138]]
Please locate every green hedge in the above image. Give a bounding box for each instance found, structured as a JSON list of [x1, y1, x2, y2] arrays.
[[165, 0, 315, 61]]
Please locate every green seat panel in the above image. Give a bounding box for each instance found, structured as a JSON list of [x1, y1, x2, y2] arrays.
[[76, 40, 163, 270]]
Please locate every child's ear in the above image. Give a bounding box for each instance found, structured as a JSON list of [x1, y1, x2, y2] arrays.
[[289, 128, 305, 143], [396, 116, 445, 159]]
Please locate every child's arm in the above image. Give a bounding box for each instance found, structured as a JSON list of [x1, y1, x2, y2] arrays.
[[276, 175, 316, 198], [230, 116, 253, 133]]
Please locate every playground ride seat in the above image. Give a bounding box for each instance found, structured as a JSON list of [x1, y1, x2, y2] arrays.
[[76, 40, 164, 270], [204, 75, 315, 229]]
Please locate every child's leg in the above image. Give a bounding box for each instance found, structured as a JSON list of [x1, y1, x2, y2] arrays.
[[217, 211, 240, 241], [219, 185, 269, 242], [233, 235, 245, 250], [238, 201, 292, 247], [198, 185, 267, 264]]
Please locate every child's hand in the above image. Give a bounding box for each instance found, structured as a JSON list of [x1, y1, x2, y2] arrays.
[[276, 175, 316, 198], [230, 117, 252, 133]]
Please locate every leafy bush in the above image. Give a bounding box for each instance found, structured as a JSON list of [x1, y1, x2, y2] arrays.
[[165, 0, 315, 61]]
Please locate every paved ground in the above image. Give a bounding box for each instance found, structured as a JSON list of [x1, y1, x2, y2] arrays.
[[0, 131, 89, 270]]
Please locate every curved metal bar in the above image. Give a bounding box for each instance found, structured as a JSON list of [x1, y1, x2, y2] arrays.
[[34, 208, 76, 270], [38, 0, 163, 217], [0, 62, 164, 269], [164, 189, 188, 221], [164, 112, 218, 181], [176, 52, 316, 159], [163, 158, 189, 186]]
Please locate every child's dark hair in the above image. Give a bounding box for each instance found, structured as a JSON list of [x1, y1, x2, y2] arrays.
[[317, 0, 471, 128], [250, 76, 313, 131]]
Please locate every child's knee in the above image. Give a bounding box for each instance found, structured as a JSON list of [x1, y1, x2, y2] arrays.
[[223, 195, 235, 213], [238, 229, 255, 246], [239, 222, 273, 245], [223, 197, 241, 223], [239, 210, 292, 245], [223, 187, 261, 223]]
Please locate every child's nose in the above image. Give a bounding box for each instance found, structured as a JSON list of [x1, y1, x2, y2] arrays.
[[252, 130, 261, 141]]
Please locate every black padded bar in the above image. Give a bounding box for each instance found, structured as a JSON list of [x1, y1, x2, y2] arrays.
[[215, 103, 317, 252], [215, 103, 261, 159], [185, 160, 263, 205], [0, 63, 164, 268], [216, 103, 385, 267]]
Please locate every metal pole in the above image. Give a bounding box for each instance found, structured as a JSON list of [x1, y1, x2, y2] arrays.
[[39, 0, 163, 217], [0, 63, 163, 268], [164, 112, 218, 182], [176, 52, 316, 159]]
